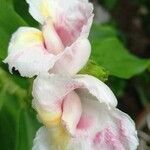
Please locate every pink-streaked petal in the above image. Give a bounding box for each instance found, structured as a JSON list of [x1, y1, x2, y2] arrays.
[[32, 73, 82, 116], [4, 27, 58, 77], [27, 0, 93, 46], [54, 0, 93, 46], [92, 108, 139, 150], [32, 73, 116, 121], [32, 74, 138, 149], [68, 94, 138, 150], [75, 75, 118, 107], [50, 38, 91, 76], [42, 18, 64, 55], [80, 15, 94, 38], [33, 107, 138, 150], [62, 91, 82, 135]]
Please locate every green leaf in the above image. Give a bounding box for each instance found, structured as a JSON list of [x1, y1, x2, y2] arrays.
[[79, 60, 109, 82], [13, 0, 38, 27], [92, 38, 149, 78], [0, 91, 21, 150], [0, 91, 40, 150], [0, 97, 17, 150], [0, 67, 27, 99], [0, 70, 40, 150], [0, 0, 27, 61], [103, 0, 118, 10], [108, 77, 127, 98], [0, 1, 40, 149], [90, 24, 117, 42], [15, 109, 40, 150], [90, 25, 150, 79]]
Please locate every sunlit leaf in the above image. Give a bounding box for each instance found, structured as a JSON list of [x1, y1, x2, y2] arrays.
[[90, 25, 150, 79], [79, 60, 109, 82]]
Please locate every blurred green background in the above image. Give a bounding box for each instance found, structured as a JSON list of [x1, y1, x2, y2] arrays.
[[0, 0, 150, 149]]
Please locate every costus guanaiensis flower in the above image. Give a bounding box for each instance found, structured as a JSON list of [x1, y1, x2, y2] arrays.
[[32, 73, 139, 150], [4, 0, 94, 77]]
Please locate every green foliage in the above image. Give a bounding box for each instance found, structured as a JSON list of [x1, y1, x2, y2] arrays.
[[15, 109, 40, 150], [0, 67, 40, 150], [90, 24, 117, 40], [90, 24, 150, 79], [79, 60, 109, 82], [13, 0, 38, 27], [108, 77, 127, 98], [99, 0, 118, 10], [0, 1, 40, 149], [0, 0, 27, 61], [134, 72, 150, 107]]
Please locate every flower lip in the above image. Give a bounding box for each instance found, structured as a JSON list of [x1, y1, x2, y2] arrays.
[[32, 73, 117, 114], [32, 73, 118, 137], [33, 103, 139, 150]]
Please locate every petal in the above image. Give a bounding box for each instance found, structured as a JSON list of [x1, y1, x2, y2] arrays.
[[73, 91, 139, 150], [33, 107, 139, 150], [33, 127, 91, 150], [54, 0, 94, 46], [62, 91, 82, 135], [50, 38, 91, 76], [26, 0, 53, 24], [80, 15, 94, 38], [27, 0, 94, 46], [32, 73, 82, 127], [4, 27, 58, 77], [33, 126, 70, 150], [32, 74, 81, 111], [74, 74, 118, 107], [32, 127, 50, 150], [32, 73, 117, 127], [42, 18, 64, 55], [32, 74, 138, 149]]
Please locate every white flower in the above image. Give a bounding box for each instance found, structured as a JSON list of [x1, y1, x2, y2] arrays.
[[4, 0, 93, 77], [32, 73, 139, 150]]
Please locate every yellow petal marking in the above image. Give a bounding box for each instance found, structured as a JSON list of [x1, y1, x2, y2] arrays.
[[39, 1, 51, 20], [12, 30, 44, 50], [18, 31, 43, 44], [37, 109, 62, 127], [37, 109, 70, 149], [48, 124, 71, 150]]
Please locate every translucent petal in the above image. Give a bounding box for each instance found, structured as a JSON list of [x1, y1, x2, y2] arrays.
[[27, 0, 94, 46], [51, 38, 91, 76], [4, 27, 58, 77], [74, 74, 118, 107]]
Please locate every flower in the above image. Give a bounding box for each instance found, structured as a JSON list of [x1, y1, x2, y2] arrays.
[[32, 73, 139, 150], [4, 0, 94, 77], [3, 1, 139, 149]]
